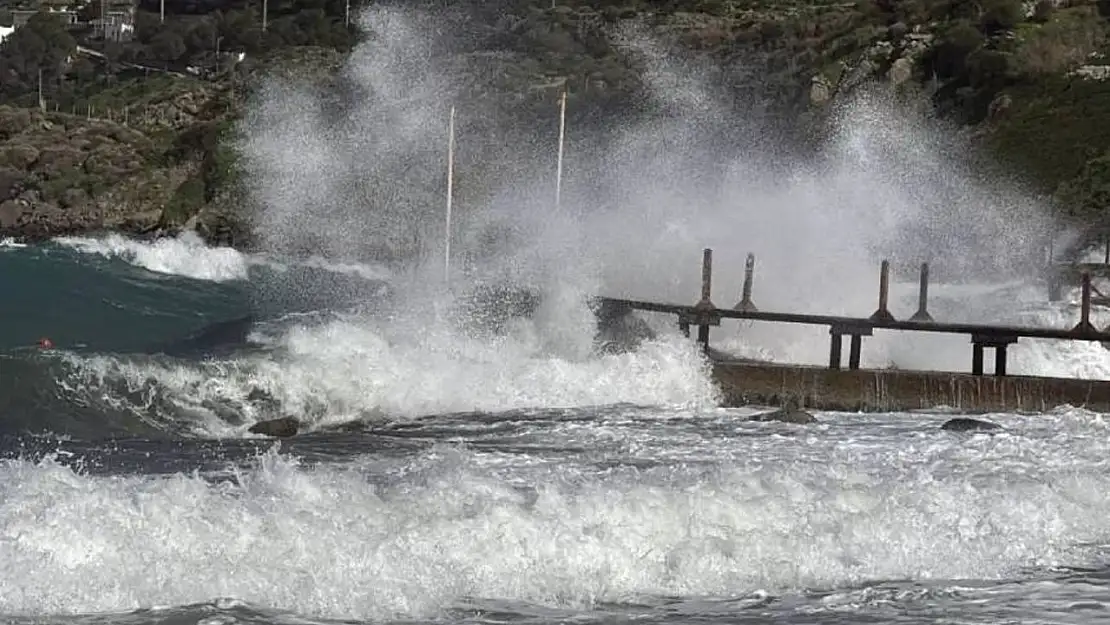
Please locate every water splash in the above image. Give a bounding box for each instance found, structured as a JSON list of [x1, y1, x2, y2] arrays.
[[4, 418, 1110, 621]]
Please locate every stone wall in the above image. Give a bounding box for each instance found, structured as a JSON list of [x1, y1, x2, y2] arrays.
[[713, 362, 1110, 413]]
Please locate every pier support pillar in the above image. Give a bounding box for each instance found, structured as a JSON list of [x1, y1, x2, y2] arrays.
[[970, 334, 1018, 376], [849, 334, 864, 370], [680, 310, 720, 354], [829, 333, 843, 370], [829, 323, 873, 371]]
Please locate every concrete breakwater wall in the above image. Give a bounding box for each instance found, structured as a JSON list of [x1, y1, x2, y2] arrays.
[[711, 361, 1110, 413]]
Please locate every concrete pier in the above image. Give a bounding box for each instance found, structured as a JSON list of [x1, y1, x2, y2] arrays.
[[712, 361, 1110, 413], [590, 247, 1110, 414]]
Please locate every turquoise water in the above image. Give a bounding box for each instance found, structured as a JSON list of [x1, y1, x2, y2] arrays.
[[0, 243, 248, 353], [0, 241, 396, 354], [0, 239, 396, 438]]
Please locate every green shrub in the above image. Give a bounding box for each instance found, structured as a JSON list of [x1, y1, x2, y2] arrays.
[[979, 0, 1024, 34], [1055, 151, 1110, 219]]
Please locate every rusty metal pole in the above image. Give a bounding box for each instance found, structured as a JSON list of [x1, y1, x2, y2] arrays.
[[1074, 272, 1096, 334], [696, 248, 714, 309], [694, 248, 714, 353], [869, 259, 895, 322], [734, 253, 758, 312], [909, 262, 934, 322], [1083, 273, 1092, 327]]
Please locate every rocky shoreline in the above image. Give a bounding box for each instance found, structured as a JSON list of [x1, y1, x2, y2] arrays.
[[0, 94, 250, 248], [4, 0, 1110, 251]]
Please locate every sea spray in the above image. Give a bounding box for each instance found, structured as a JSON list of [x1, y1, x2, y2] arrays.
[[236, 7, 1064, 375]]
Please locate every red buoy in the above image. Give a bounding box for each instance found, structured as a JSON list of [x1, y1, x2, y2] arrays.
[[38, 337, 54, 349]]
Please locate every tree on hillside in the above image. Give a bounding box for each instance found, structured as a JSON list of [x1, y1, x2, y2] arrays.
[[0, 12, 76, 100], [1056, 152, 1110, 220], [978, 0, 1023, 34]]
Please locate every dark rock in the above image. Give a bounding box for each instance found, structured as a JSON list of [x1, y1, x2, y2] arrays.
[[249, 416, 301, 437], [0, 167, 21, 201], [0, 200, 23, 228], [247, 387, 275, 403], [941, 417, 1002, 432], [60, 187, 89, 209], [750, 407, 818, 424], [750, 395, 817, 424]]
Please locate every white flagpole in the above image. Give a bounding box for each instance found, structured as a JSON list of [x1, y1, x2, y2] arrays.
[[555, 89, 566, 210], [444, 105, 456, 284]]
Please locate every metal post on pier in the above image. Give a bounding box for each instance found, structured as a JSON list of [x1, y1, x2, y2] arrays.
[[870, 260, 895, 322], [695, 248, 714, 311], [694, 248, 713, 352], [686, 248, 721, 354], [909, 262, 934, 322], [733, 253, 758, 312], [1073, 272, 1096, 335]]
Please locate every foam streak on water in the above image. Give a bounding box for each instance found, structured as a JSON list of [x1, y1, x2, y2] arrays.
[[4, 408, 1110, 624], [54, 233, 251, 282]]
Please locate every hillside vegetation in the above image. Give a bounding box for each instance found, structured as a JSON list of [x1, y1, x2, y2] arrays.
[[1, 0, 1110, 250]]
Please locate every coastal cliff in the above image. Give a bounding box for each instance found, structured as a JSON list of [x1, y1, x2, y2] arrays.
[[1, 0, 1110, 250]]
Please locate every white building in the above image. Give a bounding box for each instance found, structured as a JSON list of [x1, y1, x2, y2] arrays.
[[0, 26, 13, 43]]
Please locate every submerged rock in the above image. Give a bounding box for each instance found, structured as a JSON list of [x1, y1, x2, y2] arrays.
[[750, 397, 817, 424], [940, 417, 1002, 432], [249, 416, 301, 437], [750, 408, 818, 424]]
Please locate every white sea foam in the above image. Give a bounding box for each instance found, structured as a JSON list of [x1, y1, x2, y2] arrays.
[[3, 410, 1110, 620], [55, 232, 250, 282], [53, 232, 394, 285], [58, 311, 720, 437]]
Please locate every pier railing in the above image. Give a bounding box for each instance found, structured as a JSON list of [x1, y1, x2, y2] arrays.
[[595, 248, 1110, 377]]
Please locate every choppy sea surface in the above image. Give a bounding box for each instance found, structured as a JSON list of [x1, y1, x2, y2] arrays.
[[5, 233, 1110, 625]]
